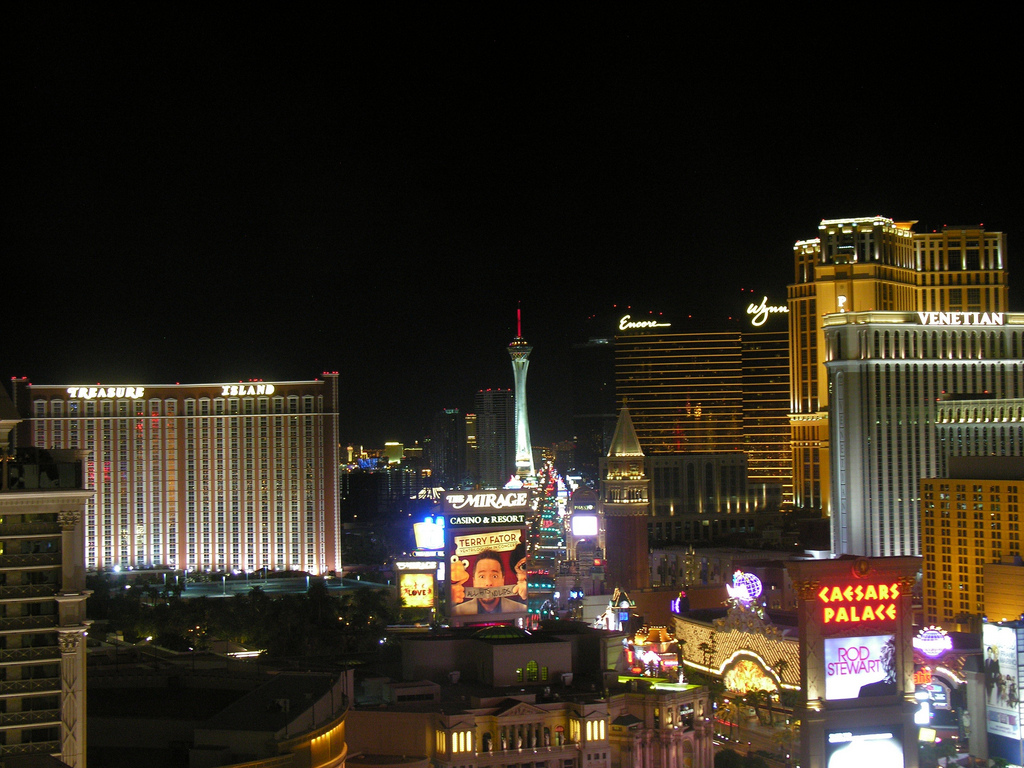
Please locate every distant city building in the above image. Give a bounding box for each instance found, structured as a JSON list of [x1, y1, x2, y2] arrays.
[[921, 456, 1024, 630], [464, 411, 478, 486], [570, 333, 617, 480], [788, 217, 1009, 514], [383, 441, 405, 464], [13, 375, 341, 574], [474, 389, 514, 488], [599, 408, 651, 592], [429, 408, 467, 488], [0, 388, 90, 766], [825, 311, 1024, 557]]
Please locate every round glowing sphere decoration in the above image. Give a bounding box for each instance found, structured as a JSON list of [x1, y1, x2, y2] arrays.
[[913, 626, 952, 658], [726, 570, 763, 603]]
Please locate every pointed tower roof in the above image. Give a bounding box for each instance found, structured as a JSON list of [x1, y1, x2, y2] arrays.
[[607, 407, 644, 458]]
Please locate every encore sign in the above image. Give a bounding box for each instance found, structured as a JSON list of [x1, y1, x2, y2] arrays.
[[817, 583, 900, 624]]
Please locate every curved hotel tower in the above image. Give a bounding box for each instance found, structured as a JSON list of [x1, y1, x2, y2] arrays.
[[508, 308, 536, 481]]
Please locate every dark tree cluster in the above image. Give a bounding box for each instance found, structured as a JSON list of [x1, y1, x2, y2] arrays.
[[87, 577, 399, 659]]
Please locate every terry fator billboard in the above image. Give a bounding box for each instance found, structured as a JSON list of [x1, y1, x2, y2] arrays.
[[443, 490, 531, 624]]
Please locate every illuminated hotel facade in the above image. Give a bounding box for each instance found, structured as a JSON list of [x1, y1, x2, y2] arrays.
[[824, 311, 1023, 557], [12, 375, 341, 574], [614, 311, 791, 507], [921, 457, 1023, 630], [788, 217, 1009, 514]]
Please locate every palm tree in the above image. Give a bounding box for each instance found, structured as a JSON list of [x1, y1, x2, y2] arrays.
[[698, 641, 712, 670], [719, 698, 742, 741]]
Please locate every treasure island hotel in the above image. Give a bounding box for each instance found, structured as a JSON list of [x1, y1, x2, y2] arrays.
[[11, 374, 341, 574]]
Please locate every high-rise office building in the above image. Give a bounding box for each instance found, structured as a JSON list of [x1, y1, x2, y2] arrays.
[[13, 375, 341, 574], [825, 311, 1023, 557], [464, 412, 478, 487], [570, 333, 617, 481], [0, 388, 90, 767], [474, 389, 514, 488], [430, 408, 467, 488], [788, 217, 1009, 513], [921, 456, 1024, 630]]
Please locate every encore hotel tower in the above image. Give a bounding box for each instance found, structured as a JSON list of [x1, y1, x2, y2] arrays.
[[11, 374, 341, 574]]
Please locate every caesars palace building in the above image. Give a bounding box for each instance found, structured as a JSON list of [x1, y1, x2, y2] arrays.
[[11, 374, 341, 574]]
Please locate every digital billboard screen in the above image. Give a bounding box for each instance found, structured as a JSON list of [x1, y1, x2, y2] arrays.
[[825, 726, 903, 768], [571, 514, 598, 537], [443, 491, 530, 624], [399, 572, 435, 608], [824, 634, 897, 700], [983, 623, 1022, 740]]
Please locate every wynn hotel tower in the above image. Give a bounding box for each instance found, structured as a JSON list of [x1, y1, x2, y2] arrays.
[[11, 374, 341, 574]]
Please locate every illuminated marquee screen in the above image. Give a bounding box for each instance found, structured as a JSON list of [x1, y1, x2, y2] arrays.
[[571, 515, 598, 537], [399, 572, 435, 609], [825, 726, 904, 768], [983, 623, 1022, 740], [817, 582, 900, 624], [443, 491, 530, 623], [824, 635, 897, 701]]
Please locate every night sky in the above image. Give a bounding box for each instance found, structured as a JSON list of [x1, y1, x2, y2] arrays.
[[7, 11, 1022, 447]]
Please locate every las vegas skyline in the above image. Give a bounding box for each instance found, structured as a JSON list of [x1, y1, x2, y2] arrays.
[[7, 10, 1022, 447]]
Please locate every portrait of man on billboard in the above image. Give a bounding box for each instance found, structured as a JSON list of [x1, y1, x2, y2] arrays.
[[451, 541, 527, 616]]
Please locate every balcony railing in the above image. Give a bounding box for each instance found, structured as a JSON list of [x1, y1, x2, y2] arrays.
[[0, 708, 60, 729], [0, 522, 61, 537], [0, 646, 60, 664], [0, 740, 61, 757], [0, 616, 57, 633], [0, 677, 61, 697], [0, 585, 57, 601], [0, 554, 61, 570]]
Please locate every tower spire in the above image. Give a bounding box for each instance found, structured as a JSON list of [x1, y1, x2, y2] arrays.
[[508, 306, 535, 481]]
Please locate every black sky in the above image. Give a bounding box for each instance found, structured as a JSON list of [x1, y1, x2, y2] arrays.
[[7, 10, 1023, 446]]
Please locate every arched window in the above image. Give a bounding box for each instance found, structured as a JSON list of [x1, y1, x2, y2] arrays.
[[526, 660, 539, 682]]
